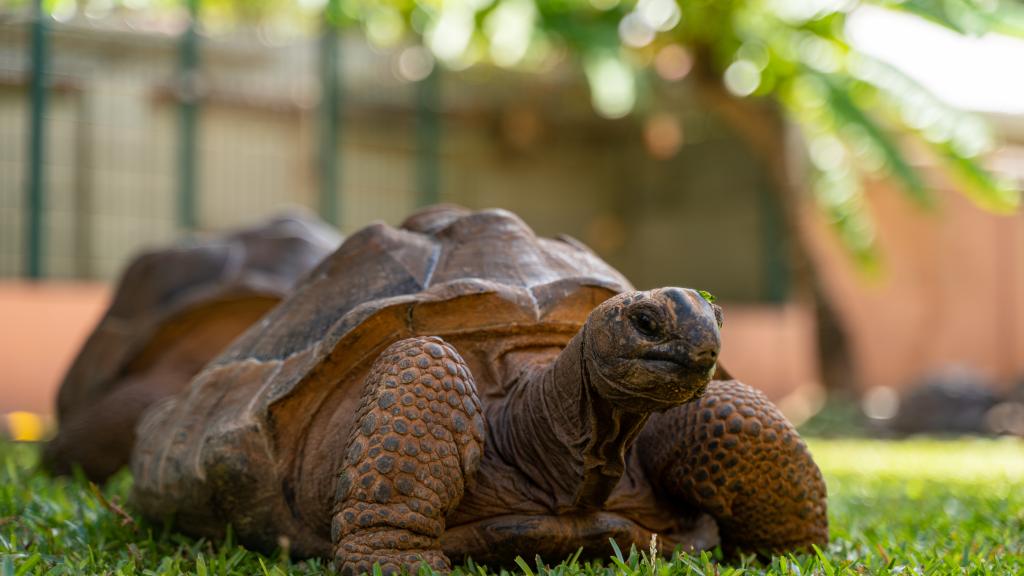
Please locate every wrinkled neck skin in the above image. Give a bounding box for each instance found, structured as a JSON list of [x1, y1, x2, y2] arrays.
[[488, 328, 650, 514]]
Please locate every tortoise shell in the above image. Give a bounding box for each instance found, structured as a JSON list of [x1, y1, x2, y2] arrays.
[[54, 212, 341, 433], [132, 207, 633, 553]]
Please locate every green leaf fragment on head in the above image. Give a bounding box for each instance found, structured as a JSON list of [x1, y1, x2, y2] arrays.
[[698, 290, 716, 304]]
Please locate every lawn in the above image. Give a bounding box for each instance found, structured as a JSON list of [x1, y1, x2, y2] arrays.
[[1, 438, 1022, 575]]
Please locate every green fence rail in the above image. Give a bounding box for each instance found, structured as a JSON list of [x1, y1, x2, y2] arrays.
[[25, 0, 48, 279], [177, 0, 201, 232], [319, 0, 342, 226], [416, 66, 441, 208]]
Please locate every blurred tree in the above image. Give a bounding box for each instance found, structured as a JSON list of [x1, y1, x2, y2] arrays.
[[334, 0, 1022, 269], [332, 0, 1021, 391]]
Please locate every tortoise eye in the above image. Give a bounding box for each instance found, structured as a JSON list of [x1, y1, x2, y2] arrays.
[[630, 311, 660, 338]]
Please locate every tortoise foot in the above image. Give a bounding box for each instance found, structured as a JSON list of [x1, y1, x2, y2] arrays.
[[639, 379, 828, 554], [332, 337, 485, 575], [336, 536, 449, 575]]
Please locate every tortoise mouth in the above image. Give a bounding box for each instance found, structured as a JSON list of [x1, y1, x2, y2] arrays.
[[639, 351, 717, 375], [596, 354, 715, 409]]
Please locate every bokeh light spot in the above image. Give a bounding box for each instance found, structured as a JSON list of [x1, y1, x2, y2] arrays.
[[585, 54, 636, 119], [643, 113, 683, 159], [427, 4, 475, 63], [723, 60, 761, 97], [637, 0, 681, 32], [396, 46, 435, 82], [862, 386, 900, 420], [654, 44, 693, 81], [618, 12, 655, 48]]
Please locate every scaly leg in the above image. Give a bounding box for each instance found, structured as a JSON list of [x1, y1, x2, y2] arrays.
[[43, 370, 183, 481], [332, 337, 485, 575], [638, 380, 827, 554]]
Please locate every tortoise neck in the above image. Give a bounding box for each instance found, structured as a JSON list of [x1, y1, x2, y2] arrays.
[[493, 327, 651, 513]]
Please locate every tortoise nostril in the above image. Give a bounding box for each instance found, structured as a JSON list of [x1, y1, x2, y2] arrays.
[[691, 345, 719, 365]]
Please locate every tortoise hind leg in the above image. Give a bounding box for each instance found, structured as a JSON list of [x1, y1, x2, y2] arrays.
[[42, 370, 183, 481], [332, 337, 485, 575], [637, 379, 828, 554]]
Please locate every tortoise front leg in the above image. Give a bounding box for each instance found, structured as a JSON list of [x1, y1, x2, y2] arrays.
[[638, 380, 828, 554], [332, 337, 485, 575]]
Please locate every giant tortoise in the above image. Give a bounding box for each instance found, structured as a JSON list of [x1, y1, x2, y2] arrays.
[[43, 213, 340, 481], [131, 206, 827, 573]]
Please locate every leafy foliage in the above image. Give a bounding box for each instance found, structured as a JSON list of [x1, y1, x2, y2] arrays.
[[355, 0, 1022, 267], [2, 438, 1023, 575]]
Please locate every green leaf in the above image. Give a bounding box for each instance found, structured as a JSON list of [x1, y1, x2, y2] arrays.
[[935, 144, 1021, 214], [697, 290, 717, 304], [817, 72, 933, 208], [13, 554, 41, 576], [609, 538, 625, 565], [878, 0, 1024, 38], [514, 556, 535, 576]]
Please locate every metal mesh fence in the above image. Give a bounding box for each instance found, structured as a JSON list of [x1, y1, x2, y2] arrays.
[[0, 3, 789, 302], [0, 5, 434, 281]]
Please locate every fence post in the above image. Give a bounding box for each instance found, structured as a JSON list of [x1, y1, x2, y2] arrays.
[[759, 178, 788, 303], [319, 0, 342, 226], [416, 66, 441, 207], [25, 0, 49, 279], [178, 0, 201, 231]]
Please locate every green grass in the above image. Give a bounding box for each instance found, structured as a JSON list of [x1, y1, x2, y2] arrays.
[[1, 438, 1022, 575]]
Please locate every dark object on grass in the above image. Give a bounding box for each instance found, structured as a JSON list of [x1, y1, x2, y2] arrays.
[[983, 375, 1024, 437], [42, 213, 341, 481], [889, 366, 1000, 436], [131, 206, 827, 574]]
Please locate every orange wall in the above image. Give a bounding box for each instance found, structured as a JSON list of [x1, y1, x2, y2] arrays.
[[803, 181, 1024, 394], [718, 303, 822, 422], [0, 283, 110, 416]]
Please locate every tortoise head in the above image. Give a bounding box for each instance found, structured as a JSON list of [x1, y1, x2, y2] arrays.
[[583, 288, 722, 412]]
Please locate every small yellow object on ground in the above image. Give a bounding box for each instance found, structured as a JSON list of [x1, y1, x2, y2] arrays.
[[5, 411, 45, 442]]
